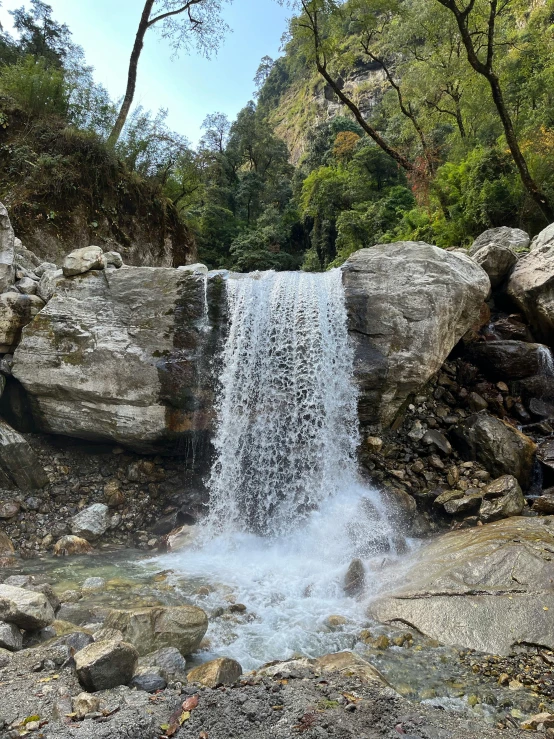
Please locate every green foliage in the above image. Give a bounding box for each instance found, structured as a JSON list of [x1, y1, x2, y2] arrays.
[[0, 56, 68, 118]]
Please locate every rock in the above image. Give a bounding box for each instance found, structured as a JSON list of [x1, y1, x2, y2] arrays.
[[0, 622, 22, 651], [82, 577, 106, 592], [0, 531, 15, 565], [468, 340, 551, 379], [507, 239, 554, 343], [14, 237, 41, 270], [365, 435, 383, 452], [53, 535, 94, 556], [70, 503, 111, 541], [315, 651, 388, 684], [0, 419, 48, 491], [369, 516, 554, 655], [344, 558, 365, 596], [342, 243, 490, 428], [528, 397, 554, 419], [187, 657, 242, 687], [0, 353, 13, 375], [104, 251, 123, 268], [531, 222, 554, 251], [0, 203, 15, 293], [533, 494, 554, 514], [0, 501, 20, 519], [470, 244, 517, 288], [138, 646, 187, 683], [479, 475, 525, 522], [36, 267, 63, 301], [35, 261, 57, 278], [422, 430, 452, 454], [103, 479, 125, 507], [434, 489, 464, 507], [62, 245, 105, 277], [468, 391, 488, 411], [537, 439, 554, 474], [72, 692, 101, 719], [74, 638, 138, 691], [443, 492, 483, 515], [469, 226, 530, 256], [130, 672, 167, 692], [0, 584, 55, 629], [15, 276, 37, 295], [520, 712, 554, 731], [0, 292, 44, 353], [104, 605, 208, 656], [450, 412, 537, 488], [12, 267, 223, 452], [408, 420, 426, 441]]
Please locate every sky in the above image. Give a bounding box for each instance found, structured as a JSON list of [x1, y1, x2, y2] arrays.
[[0, 0, 292, 144]]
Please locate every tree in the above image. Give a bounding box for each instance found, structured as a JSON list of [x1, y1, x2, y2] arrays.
[[9, 0, 75, 67], [435, 0, 553, 221], [107, 0, 231, 148]]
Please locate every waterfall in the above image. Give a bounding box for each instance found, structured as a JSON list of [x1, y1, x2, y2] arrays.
[[205, 269, 360, 537], [538, 345, 554, 376]]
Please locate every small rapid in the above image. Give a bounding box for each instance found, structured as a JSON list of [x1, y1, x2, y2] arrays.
[[154, 268, 406, 668]]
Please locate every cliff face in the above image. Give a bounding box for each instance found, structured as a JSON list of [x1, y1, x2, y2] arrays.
[[267, 57, 386, 164]]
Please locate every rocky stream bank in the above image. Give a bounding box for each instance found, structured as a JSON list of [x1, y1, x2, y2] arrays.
[[3, 206, 554, 737]]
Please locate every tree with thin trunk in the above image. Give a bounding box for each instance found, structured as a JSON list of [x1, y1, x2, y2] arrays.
[[435, 0, 553, 222], [107, 0, 230, 148]]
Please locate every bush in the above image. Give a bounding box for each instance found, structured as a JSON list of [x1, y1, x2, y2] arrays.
[[0, 56, 68, 118]]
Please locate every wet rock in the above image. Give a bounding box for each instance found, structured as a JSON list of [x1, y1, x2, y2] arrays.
[[450, 412, 537, 487], [72, 692, 101, 719], [344, 558, 365, 596], [53, 535, 93, 556], [479, 475, 525, 522], [469, 226, 530, 256], [187, 657, 242, 687], [369, 516, 554, 655], [130, 672, 167, 692], [62, 245, 104, 277], [342, 242, 490, 428], [104, 605, 208, 656], [0, 622, 22, 651], [138, 646, 187, 683], [528, 397, 554, 419], [0, 584, 55, 629], [469, 340, 551, 380], [74, 637, 138, 691], [470, 244, 517, 288], [70, 503, 110, 541], [533, 494, 554, 514], [82, 577, 106, 592]]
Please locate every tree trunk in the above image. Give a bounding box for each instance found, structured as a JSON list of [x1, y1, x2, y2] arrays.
[[107, 0, 155, 148]]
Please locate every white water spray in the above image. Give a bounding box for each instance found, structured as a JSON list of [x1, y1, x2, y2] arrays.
[[155, 269, 403, 668], [538, 345, 554, 376]]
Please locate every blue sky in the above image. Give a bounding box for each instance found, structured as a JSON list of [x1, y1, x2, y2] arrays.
[[0, 0, 292, 144]]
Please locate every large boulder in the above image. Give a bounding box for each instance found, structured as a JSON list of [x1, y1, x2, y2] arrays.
[[450, 411, 536, 488], [469, 226, 530, 256], [0, 418, 48, 490], [468, 340, 552, 379], [507, 236, 554, 343], [342, 243, 490, 428], [470, 245, 517, 288], [0, 584, 55, 629], [0, 202, 15, 293], [0, 292, 44, 353], [74, 638, 138, 691], [104, 605, 208, 656], [369, 517, 554, 655], [479, 474, 525, 522], [531, 222, 554, 251], [12, 266, 225, 452]]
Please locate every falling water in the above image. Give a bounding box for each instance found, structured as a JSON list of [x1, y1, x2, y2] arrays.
[[538, 345, 554, 376], [154, 269, 403, 668]]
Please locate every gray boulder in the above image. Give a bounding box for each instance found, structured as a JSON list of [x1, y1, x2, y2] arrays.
[[0, 418, 49, 490], [468, 340, 552, 379], [104, 605, 208, 656], [35, 261, 57, 278], [74, 638, 138, 691], [0, 621, 22, 651], [450, 412, 537, 488], [369, 516, 554, 655], [0, 202, 15, 293], [344, 558, 365, 596], [104, 251, 123, 268], [469, 226, 530, 256], [37, 268, 63, 301], [70, 503, 111, 541], [342, 242, 490, 428], [507, 241, 554, 343], [470, 244, 517, 288], [62, 245, 104, 277], [12, 266, 224, 452], [531, 222, 554, 251], [479, 474, 525, 522], [15, 277, 38, 295], [0, 584, 55, 629], [137, 646, 187, 683]]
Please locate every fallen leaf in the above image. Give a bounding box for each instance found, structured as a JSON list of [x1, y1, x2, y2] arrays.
[[179, 711, 191, 725], [182, 695, 199, 711]]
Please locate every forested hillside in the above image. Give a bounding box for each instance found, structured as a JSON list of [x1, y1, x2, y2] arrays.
[[1, 0, 554, 271]]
